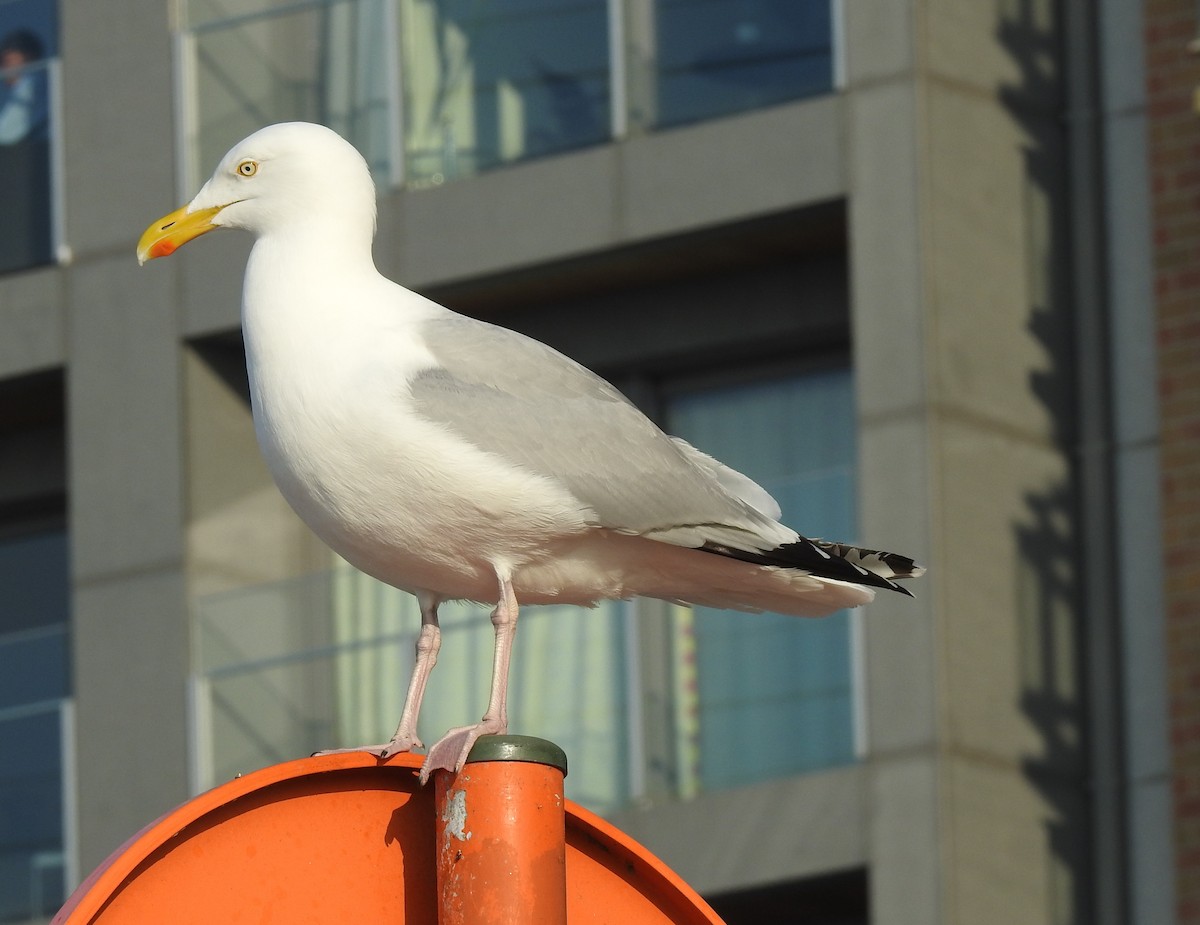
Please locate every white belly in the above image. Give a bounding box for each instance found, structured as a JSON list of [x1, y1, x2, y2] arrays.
[[249, 358, 594, 603]]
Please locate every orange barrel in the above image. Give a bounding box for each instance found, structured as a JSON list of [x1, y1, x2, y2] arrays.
[[433, 736, 569, 925]]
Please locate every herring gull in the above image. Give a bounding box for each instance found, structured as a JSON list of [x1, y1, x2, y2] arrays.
[[137, 122, 924, 782]]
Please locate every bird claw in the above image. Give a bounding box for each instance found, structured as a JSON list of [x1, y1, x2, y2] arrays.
[[312, 731, 423, 760], [311, 744, 387, 759], [382, 735, 424, 756], [418, 721, 504, 785]]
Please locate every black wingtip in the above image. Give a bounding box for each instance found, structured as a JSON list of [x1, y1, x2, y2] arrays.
[[699, 537, 916, 597]]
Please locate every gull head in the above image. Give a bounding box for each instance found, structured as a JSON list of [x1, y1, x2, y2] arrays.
[[137, 122, 378, 265]]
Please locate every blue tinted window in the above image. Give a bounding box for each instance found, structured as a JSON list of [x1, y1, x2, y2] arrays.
[[0, 629, 67, 711], [186, 0, 834, 192], [0, 0, 58, 274], [0, 528, 70, 636], [653, 0, 833, 128], [667, 367, 857, 790], [0, 706, 65, 922], [0, 523, 69, 922], [401, 0, 610, 184]]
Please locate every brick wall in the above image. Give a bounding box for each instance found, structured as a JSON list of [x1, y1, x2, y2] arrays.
[[1146, 1, 1200, 921]]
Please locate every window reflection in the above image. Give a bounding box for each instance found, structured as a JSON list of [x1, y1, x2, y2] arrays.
[[667, 368, 858, 791], [0, 526, 70, 923], [649, 0, 834, 129], [181, 0, 836, 190], [0, 11, 56, 275], [399, 0, 610, 185], [188, 0, 395, 191], [192, 566, 634, 815]]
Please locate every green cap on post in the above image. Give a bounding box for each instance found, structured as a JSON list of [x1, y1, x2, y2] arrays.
[[463, 735, 568, 777]]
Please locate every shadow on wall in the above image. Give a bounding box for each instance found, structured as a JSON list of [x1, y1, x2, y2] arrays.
[[999, 2, 1095, 923]]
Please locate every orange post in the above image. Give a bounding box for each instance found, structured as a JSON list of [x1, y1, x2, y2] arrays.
[[434, 736, 569, 925]]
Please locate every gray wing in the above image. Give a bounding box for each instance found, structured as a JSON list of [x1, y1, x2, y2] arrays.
[[410, 315, 786, 549], [667, 437, 782, 521]]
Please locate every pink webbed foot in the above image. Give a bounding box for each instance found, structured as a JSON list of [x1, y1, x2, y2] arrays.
[[313, 730, 424, 760], [418, 719, 506, 785]]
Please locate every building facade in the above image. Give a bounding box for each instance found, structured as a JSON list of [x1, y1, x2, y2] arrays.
[[1146, 1, 1200, 922], [0, 1, 1184, 923]]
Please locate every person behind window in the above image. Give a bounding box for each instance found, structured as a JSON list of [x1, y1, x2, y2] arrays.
[[0, 28, 48, 144], [0, 27, 52, 273]]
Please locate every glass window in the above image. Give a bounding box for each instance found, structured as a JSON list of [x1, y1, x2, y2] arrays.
[[665, 367, 857, 791], [181, 1, 836, 191], [193, 567, 633, 814], [0, 0, 58, 275], [645, 0, 834, 129], [0, 526, 70, 923], [399, 0, 610, 186], [184, 0, 396, 190]]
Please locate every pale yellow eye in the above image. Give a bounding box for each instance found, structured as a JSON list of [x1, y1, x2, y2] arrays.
[[236, 160, 258, 177]]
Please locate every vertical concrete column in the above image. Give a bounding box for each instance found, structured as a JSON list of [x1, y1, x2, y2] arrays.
[[61, 0, 191, 874], [845, 3, 1090, 923], [842, 6, 941, 923]]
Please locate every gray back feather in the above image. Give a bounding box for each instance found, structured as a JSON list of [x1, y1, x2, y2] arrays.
[[410, 315, 777, 544]]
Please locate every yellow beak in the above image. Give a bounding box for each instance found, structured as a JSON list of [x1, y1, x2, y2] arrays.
[[136, 203, 224, 265]]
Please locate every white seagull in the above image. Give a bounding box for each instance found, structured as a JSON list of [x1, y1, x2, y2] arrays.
[[138, 122, 924, 782]]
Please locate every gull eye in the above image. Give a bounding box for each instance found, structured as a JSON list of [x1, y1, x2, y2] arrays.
[[236, 159, 258, 178]]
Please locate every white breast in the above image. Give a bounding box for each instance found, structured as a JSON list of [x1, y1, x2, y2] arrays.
[[240, 246, 592, 602]]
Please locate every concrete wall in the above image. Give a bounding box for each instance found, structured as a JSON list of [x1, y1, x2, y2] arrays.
[[847, 2, 1091, 922], [59, 0, 191, 872]]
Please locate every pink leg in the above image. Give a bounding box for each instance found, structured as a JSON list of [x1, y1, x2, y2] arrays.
[[419, 573, 519, 783], [315, 594, 441, 759]]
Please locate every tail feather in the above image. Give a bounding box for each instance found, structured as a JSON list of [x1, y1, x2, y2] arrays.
[[811, 541, 926, 582], [699, 537, 923, 598]]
